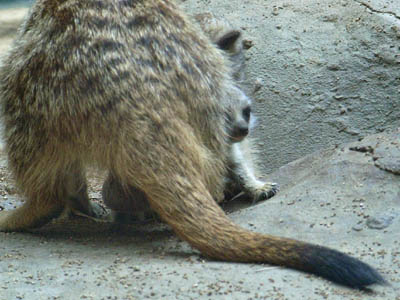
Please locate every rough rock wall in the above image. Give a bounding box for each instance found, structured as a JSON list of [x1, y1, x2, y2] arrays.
[[181, 0, 400, 173]]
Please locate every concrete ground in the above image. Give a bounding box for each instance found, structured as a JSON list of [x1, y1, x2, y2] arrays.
[[1, 130, 399, 300]]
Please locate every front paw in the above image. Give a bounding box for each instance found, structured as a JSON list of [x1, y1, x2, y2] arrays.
[[252, 182, 279, 203]]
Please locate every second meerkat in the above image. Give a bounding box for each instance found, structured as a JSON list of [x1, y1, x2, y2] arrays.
[[0, 0, 384, 289]]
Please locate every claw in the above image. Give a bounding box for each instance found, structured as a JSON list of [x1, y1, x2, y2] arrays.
[[253, 182, 279, 204]]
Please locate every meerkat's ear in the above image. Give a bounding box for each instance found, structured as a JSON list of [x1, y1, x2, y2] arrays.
[[216, 30, 242, 52]]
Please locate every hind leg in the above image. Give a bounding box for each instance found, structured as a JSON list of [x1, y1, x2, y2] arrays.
[[0, 133, 97, 231], [0, 161, 103, 231], [0, 168, 66, 232], [102, 172, 157, 223], [64, 162, 105, 219], [0, 196, 65, 232]]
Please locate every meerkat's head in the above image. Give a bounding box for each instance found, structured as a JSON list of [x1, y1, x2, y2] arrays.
[[225, 85, 254, 143], [193, 12, 245, 82], [194, 13, 253, 143]]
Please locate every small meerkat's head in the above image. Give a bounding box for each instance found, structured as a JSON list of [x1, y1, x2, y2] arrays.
[[225, 86, 254, 143], [193, 12, 245, 82]]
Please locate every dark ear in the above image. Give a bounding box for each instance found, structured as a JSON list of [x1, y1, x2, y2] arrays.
[[216, 30, 241, 51]]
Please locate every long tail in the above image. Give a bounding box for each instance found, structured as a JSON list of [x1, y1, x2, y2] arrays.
[[144, 176, 386, 290]]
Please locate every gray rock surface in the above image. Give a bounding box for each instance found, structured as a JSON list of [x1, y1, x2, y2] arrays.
[[1, 130, 399, 299], [181, 0, 400, 173]]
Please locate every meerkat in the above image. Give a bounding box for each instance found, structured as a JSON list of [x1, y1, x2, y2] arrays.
[[102, 83, 278, 223], [195, 13, 278, 202], [0, 0, 385, 289], [223, 86, 279, 203], [193, 12, 279, 202], [102, 13, 277, 223]]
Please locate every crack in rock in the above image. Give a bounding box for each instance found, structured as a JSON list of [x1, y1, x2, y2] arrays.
[[355, 0, 400, 20]]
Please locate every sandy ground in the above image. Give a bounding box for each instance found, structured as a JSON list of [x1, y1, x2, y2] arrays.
[[0, 130, 399, 300]]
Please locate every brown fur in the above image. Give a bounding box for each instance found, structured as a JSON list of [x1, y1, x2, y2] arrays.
[[102, 84, 278, 223], [0, 0, 384, 289], [102, 14, 277, 223]]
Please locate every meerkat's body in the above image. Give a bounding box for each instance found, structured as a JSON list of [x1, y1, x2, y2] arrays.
[[103, 83, 278, 223], [102, 14, 278, 223], [0, 0, 384, 289]]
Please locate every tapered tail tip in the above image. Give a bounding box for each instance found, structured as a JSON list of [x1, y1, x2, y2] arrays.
[[305, 246, 387, 289]]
